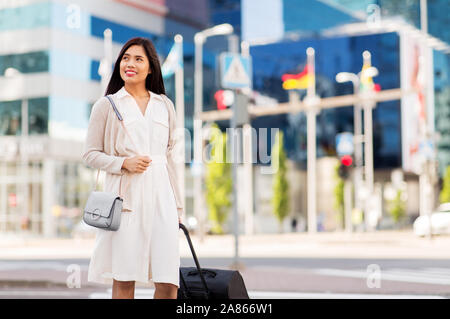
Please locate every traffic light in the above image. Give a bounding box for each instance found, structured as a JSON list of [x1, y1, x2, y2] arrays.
[[214, 90, 234, 110], [338, 155, 353, 179]]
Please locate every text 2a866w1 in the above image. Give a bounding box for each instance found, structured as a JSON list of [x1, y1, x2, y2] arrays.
[[220, 303, 272, 314]]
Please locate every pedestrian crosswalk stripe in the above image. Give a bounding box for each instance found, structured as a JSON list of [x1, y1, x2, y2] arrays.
[[423, 268, 450, 276], [388, 268, 450, 279], [313, 268, 450, 285]]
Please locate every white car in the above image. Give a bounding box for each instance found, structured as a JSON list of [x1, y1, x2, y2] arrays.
[[413, 203, 450, 236]]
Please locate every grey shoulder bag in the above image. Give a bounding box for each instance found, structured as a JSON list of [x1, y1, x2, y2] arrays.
[[83, 95, 134, 231]]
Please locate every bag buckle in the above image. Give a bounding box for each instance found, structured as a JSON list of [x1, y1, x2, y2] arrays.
[[91, 209, 101, 220]]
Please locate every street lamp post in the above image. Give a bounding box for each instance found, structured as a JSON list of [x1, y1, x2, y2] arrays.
[[304, 47, 320, 234], [336, 58, 378, 231], [194, 24, 233, 240], [361, 51, 378, 198], [360, 52, 379, 231]]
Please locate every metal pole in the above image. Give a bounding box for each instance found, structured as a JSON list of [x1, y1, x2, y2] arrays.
[[243, 123, 254, 235], [344, 180, 352, 233], [194, 35, 205, 240], [228, 34, 239, 54], [174, 34, 186, 215], [364, 102, 374, 194], [363, 100, 375, 231], [194, 35, 204, 134], [307, 108, 316, 233], [241, 40, 254, 235], [229, 35, 241, 268], [362, 51, 376, 231], [420, 0, 428, 34], [306, 47, 317, 234], [362, 51, 375, 195], [353, 80, 363, 216], [231, 93, 239, 268]]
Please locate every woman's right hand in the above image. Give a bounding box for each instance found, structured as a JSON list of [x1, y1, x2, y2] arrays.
[[122, 156, 152, 173]]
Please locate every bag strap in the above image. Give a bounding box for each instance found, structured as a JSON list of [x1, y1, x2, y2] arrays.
[[106, 94, 123, 120], [92, 95, 136, 198], [105, 95, 141, 151]]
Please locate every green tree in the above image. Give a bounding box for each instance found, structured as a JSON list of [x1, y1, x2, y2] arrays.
[[387, 189, 406, 224], [271, 130, 290, 233], [205, 123, 232, 234], [333, 161, 345, 229], [440, 166, 450, 203]]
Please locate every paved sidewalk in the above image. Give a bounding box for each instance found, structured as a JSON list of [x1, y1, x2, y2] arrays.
[[1, 229, 450, 260], [1, 230, 450, 295]]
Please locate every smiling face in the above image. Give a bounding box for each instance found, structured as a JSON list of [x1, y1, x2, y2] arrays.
[[119, 45, 151, 86]]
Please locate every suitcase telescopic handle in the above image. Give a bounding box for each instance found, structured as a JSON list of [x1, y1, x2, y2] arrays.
[[179, 223, 210, 298]]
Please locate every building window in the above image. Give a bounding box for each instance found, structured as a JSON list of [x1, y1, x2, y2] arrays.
[[0, 98, 49, 136], [0, 51, 49, 75], [0, 2, 51, 31], [0, 100, 20, 135]]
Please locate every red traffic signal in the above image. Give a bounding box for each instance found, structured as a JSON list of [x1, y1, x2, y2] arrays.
[[340, 155, 353, 167], [214, 90, 234, 110]]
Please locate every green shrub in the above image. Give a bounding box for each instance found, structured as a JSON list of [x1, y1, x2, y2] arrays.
[[205, 124, 232, 234]]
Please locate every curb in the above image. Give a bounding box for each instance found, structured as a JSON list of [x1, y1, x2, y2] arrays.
[[0, 280, 68, 288]]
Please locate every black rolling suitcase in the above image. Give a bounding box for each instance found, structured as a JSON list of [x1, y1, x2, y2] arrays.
[[178, 223, 250, 299]]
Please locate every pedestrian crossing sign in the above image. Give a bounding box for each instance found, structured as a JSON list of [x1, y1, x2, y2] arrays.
[[336, 132, 354, 156], [220, 53, 252, 89]]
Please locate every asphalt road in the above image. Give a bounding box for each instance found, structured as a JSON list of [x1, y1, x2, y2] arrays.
[[1, 257, 449, 299]]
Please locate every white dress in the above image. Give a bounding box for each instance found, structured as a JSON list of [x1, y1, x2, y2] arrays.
[[87, 89, 180, 287]]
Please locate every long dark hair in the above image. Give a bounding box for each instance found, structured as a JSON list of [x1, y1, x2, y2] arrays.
[[105, 37, 166, 96]]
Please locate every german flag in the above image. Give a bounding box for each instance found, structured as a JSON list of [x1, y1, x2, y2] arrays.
[[360, 61, 381, 93], [282, 65, 313, 90]]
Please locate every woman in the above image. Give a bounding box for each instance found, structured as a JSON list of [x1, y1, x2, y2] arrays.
[[82, 37, 184, 299]]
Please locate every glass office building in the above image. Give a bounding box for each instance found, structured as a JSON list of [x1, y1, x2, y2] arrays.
[[212, 0, 403, 168], [326, 0, 450, 176], [249, 31, 401, 169], [206, 0, 449, 230], [212, 0, 449, 173]]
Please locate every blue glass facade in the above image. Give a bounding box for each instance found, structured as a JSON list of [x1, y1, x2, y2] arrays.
[[434, 51, 450, 176], [329, 0, 450, 44], [283, 0, 360, 33], [210, 0, 450, 173], [90, 16, 156, 44], [247, 32, 401, 168], [210, 0, 241, 35]]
